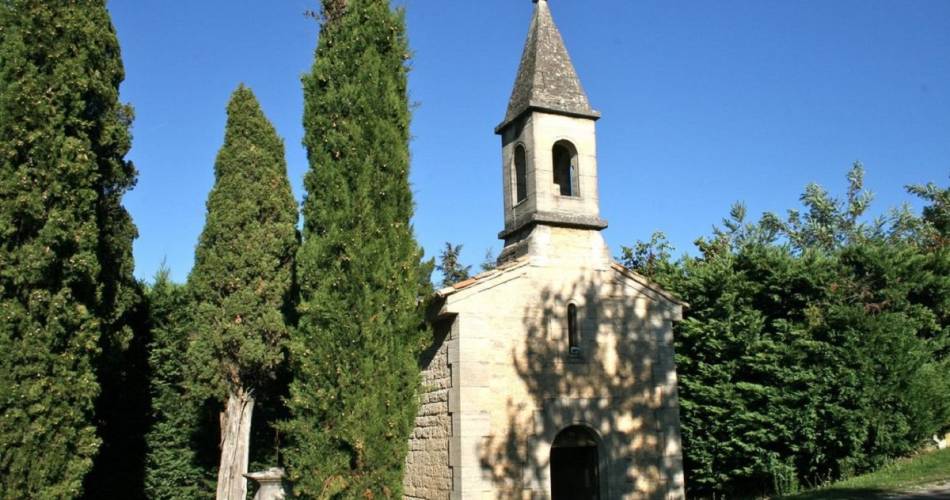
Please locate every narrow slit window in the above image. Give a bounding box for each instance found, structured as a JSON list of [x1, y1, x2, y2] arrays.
[[552, 141, 578, 197], [568, 303, 579, 353], [514, 145, 527, 203]]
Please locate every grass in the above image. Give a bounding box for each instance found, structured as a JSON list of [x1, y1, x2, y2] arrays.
[[779, 448, 950, 499]]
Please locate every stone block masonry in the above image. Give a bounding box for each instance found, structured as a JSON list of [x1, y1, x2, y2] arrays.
[[404, 322, 454, 499]]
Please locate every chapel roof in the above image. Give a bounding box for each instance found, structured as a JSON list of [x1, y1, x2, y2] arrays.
[[435, 258, 530, 298], [496, 0, 600, 133], [434, 258, 687, 309]]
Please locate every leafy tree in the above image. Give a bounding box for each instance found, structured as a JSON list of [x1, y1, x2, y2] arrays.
[[480, 248, 498, 272], [625, 167, 950, 497], [907, 182, 950, 245], [0, 1, 139, 497], [284, 0, 430, 496], [83, 279, 151, 500], [781, 163, 874, 251], [436, 242, 471, 287], [619, 231, 674, 279], [186, 86, 298, 500], [144, 267, 215, 499]]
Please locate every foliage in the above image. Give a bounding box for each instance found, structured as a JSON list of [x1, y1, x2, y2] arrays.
[[83, 277, 150, 500], [906, 182, 950, 245], [480, 248, 498, 272], [185, 85, 299, 479], [619, 230, 674, 279], [283, 0, 430, 496], [187, 85, 298, 402], [624, 166, 950, 497], [144, 267, 215, 499], [436, 242, 471, 287], [0, 1, 139, 497]]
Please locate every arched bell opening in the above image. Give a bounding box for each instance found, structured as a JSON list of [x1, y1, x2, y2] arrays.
[[550, 425, 601, 500], [514, 144, 528, 203], [552, 140, 579, 197]]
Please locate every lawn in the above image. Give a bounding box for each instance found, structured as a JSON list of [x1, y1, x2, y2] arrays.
[[779, 448, 950, 499]]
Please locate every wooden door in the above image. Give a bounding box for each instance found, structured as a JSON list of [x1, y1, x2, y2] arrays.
[[551, 444, 600, 500]]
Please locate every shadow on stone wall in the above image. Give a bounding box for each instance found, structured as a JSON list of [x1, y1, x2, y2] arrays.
[[477, 277, 680, 499]]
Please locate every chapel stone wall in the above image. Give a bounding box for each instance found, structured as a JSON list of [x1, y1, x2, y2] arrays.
[[443, 253, 684, 499], [403, 321, 454, 499]]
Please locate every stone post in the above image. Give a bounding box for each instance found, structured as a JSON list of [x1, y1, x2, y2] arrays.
[[245, 468, 292, 500]]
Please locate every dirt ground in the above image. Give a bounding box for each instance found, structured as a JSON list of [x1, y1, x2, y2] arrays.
[[889, 482, 950, 499]]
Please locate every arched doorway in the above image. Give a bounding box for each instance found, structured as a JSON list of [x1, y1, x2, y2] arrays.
[[550, 425, 601, 500]]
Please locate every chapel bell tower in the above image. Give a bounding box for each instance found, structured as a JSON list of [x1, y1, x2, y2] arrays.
[[496, 0, 609, 264]]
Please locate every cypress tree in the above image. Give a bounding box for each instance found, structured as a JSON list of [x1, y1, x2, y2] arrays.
[[284, 0, 430, 496], [0, 1, 138, 497], [186, 86, 299, 499]]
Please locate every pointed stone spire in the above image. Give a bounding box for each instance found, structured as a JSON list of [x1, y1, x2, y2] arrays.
[[497, 0, 600, 133]]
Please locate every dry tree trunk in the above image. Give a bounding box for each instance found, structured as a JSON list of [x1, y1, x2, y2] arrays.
[[217, 387, 255, 500]]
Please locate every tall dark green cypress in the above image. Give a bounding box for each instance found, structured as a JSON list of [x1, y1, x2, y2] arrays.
[[284, 0, 429, 496], [0, 1, 138, 497], [186, 85, 299, 500]]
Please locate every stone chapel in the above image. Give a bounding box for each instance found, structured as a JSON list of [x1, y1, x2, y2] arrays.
[[404, 1, 686, 498]]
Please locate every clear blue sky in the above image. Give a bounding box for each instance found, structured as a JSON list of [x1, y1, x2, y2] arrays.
[[109, 0, 950, 283]]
